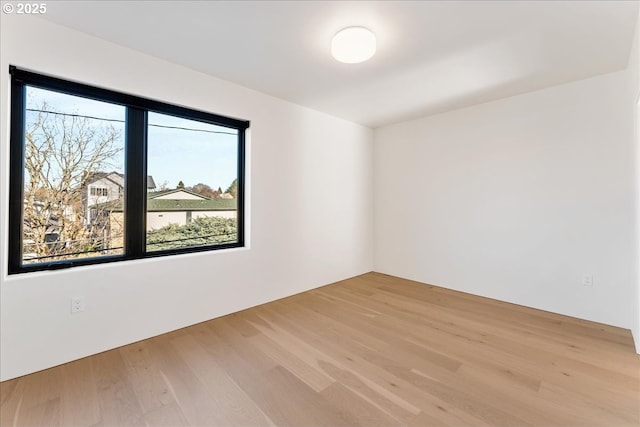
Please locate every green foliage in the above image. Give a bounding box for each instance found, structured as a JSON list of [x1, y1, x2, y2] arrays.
[[188, 182, 219, 199], [146, 216, 237, 251]]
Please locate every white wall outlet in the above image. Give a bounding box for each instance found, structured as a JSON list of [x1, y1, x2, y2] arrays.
[[582, 274, 594, 287], [71, 296, 85, 314]]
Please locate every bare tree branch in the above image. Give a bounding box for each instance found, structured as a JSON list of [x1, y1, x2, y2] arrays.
[[23, 103, 123, 261]]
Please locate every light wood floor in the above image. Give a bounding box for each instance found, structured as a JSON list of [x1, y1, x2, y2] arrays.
[[1, 272, 639, 427]]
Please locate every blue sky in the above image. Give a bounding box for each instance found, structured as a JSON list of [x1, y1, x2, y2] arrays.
[[26, 86, 238, 192], [147, 112, 237, 191]]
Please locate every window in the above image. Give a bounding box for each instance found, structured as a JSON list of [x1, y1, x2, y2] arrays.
[[90, 188, 109, 197], [8, 67, 248, 274], [146, 112, 240, 252]]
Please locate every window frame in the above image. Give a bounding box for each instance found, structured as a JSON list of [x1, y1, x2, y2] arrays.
[[8, 66, 248, 274]]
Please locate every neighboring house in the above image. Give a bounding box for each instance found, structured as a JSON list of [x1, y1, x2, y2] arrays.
[[97, 188, 237, 250], [145, 188, 237, 230], [83, 171, 156, 225]]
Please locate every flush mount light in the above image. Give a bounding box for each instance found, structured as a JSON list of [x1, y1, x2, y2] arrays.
[[331, 27, 377, 64]]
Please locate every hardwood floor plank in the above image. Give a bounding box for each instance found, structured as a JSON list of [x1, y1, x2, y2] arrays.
[[142, 402, 189, 427], [15, 397, 60, 427], [0, 378, 23, 427], [1, 272, 638, 427], [407, 409, 492, 427], [249, 332, 335, 392], [119, 342, 176, 414], [454, 364, 585, 427], [209, 318, 279, 373], [242, 365, 362, 427], [92, 350, 145, 427], [59, 357, 100, 427], [315, 358, 422, 423], [171, 333, 274, 426], [255, 304, 492, 425], [319, 382, 400, 426], [2, 366, 63, 427], [538, 380, 639, 426], [144, 337, 227, 426]]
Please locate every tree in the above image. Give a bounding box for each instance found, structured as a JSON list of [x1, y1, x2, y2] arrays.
[[23, 102, 123, 261], [177, 180, 185, 189], [225, 178, 238, 198], [189, 182, 219, 199]]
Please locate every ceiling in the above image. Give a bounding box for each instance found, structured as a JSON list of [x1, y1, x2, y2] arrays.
[[42, 1, 638, 128]]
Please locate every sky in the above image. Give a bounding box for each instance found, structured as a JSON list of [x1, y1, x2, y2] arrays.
[[26, 86, 239, 192]]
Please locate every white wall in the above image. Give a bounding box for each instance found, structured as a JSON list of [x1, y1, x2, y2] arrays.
[[630, 8, 640, 353], [154, 192, 203, 200], [147, 210, 236, 230], [0, 16, 374, 380], [146, 211, 188, 230], [87, 178, 122, 207], [374, 70, 637, 334]]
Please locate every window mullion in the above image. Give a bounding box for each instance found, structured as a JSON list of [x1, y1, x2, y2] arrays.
[[124, 107, 147, 258]]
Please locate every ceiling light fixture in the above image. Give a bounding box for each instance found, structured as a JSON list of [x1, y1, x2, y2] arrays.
[[331, 27, 376, 64]]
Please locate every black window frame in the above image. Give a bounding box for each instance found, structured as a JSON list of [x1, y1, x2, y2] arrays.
[[8, 66, 248, 274]]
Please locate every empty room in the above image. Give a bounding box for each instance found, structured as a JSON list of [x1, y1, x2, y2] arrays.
[[1, 1, 639, 426]]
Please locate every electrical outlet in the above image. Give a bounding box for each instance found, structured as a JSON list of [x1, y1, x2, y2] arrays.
[[71, 296, 85, 314], [582, 274, 594, 287]]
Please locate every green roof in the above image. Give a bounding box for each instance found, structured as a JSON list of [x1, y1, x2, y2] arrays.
[[147, 198, 236, 212], [95, 197, 236, 212]]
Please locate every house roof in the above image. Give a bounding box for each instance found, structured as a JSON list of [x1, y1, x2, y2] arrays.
[[147, 198, 236, 212], [86, 172, 122, 188], [95, 196, 236, 212], [86, 171, 156, 189], [147, 176, 157, 190], [147, 188, 207, 200]]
